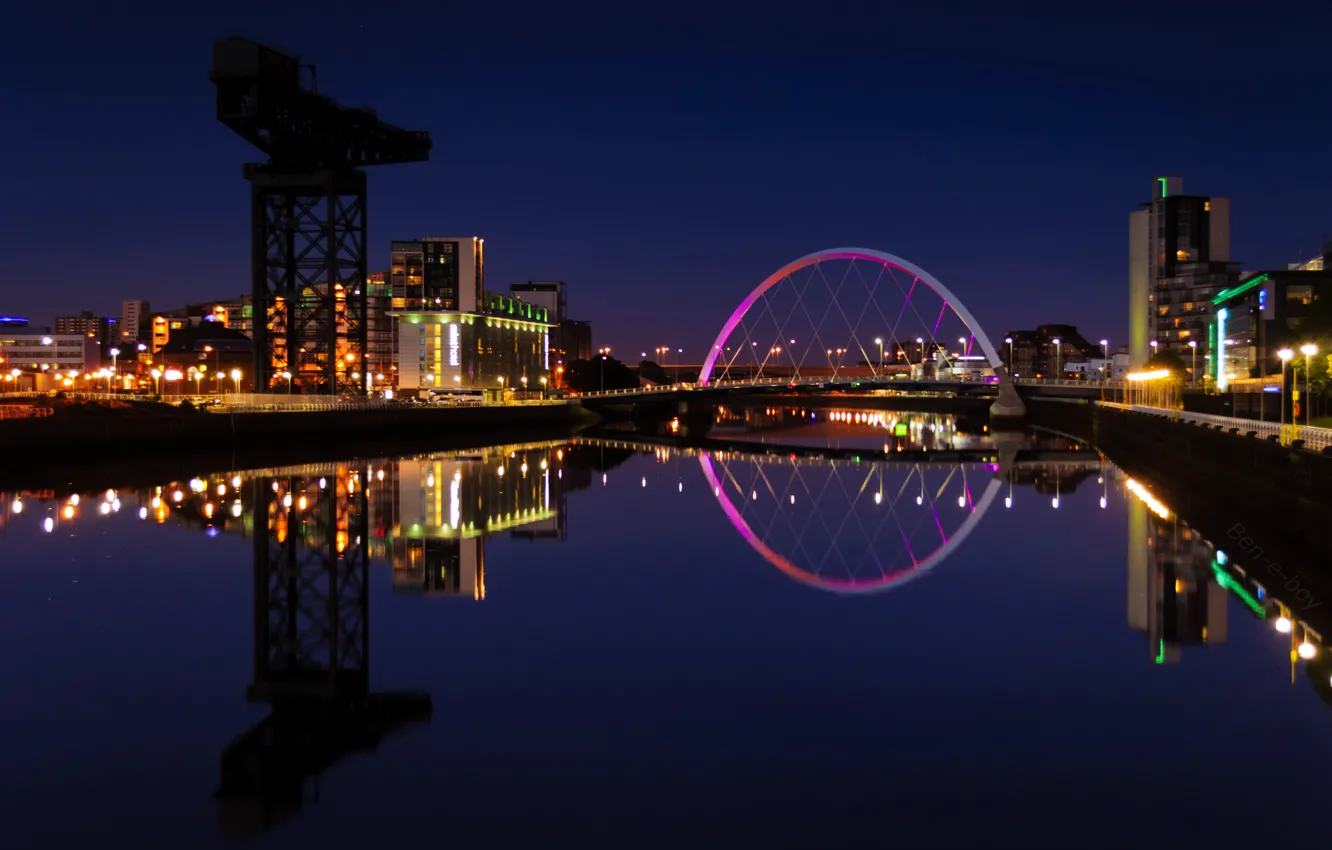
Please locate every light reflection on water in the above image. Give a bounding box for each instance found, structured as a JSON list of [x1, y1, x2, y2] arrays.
[[1, 406, 1330, 845]]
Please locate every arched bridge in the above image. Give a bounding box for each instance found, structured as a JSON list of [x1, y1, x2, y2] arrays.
[[578, 248, 1114, 414]]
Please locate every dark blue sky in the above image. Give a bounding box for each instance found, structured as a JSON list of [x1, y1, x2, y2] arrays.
[[6, 4, 1332, 358]]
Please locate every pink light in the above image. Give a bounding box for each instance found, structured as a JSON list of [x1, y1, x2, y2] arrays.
[[696, 248, 1003, 385]]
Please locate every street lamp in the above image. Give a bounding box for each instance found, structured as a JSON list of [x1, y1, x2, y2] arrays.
[[281, 370, 293, 395], [1052, 338, 1062, 378], [1278, 348, 1293, 438], [1150, 340, 1159, 358], [1101, 338, 1110, 382], [597, 346, 611, 392], [188, 366, 201, 395], [109, 347, 120, 388], [1187, 340, 1197, 387], [1301, 343, 1318, 430], [150, 368, 162, 397], [539, 375, 548, 399], [1004, 337, 1014, 374], [230, 368, 242, 394], [874, 337, 883, 378]]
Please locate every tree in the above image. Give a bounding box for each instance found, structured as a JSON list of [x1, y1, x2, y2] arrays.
[[565, 356, 639, 393]]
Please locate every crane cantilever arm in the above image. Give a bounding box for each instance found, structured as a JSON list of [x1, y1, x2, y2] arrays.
[[210, 36, 431, 169]]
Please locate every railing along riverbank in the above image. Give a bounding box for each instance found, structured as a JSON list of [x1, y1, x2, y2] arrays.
[[1099, 401, 1332, 452]]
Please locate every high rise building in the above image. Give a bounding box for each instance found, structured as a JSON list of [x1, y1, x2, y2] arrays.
[[120, 300, 150, 342], [1129, 177, 1235, 364], [509, 281, 566, 322], [389, 237, 484, 313], [54, 311, 119, 363]]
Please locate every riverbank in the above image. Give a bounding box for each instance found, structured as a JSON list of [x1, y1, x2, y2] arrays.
[[1031, 399, 1332, 570], [0, 401, 599, 491]]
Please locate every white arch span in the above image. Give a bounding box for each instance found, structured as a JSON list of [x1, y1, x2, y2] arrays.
[[698, 248, 1003, 385]]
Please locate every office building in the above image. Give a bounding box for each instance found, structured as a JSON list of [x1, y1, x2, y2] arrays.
[[390, 237, 484, 312], [1129, 176, 1235, 364], [394, 291, 552, 394], [54, 311, 119, 363], [120, 300, 150, 342], [366, 271, 394, 384], [0, 332, 100, 374], [509, 281, 594, 386], [510, 281, 567, 322], [1207, 244, 1332, 391]]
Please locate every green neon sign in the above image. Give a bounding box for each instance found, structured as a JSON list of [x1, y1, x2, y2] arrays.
[[1158, 177, 1168, 198], [1212, 273, 1269, 306]]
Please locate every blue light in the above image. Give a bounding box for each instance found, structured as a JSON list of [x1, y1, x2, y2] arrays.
[[1263, 386, 1280, 393], [1216, 550, 1227, 565]]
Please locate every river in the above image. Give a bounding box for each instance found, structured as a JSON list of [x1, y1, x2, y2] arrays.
[[1, 405, 1329, 848]]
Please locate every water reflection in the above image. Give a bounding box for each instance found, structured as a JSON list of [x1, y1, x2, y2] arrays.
[[4, 405, 1332, 839]]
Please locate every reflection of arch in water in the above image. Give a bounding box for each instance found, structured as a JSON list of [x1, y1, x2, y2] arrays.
[[698, 453, 1002, 595]]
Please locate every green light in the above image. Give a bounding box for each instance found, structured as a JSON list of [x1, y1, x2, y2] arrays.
[[1155, 639, 1165, 664], [1158, 177, 1168, 198], [1216, 308, 1228, 390], [1212, 562, 1267, 618], [1212, 273, 1269, 306]]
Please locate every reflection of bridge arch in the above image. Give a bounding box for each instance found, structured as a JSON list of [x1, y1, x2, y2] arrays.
[[698, 248, 1003, 386], [698, 453, 1002, 595]]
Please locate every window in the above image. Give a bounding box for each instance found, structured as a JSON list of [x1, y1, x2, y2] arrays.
[[1286, 284, 1314, 305], [1176, 249, 1190, 261]]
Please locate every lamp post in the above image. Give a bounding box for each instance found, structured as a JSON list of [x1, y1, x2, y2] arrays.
[[1301, 343, 1318, 430], [150, 368, 162, 397], [597, 347, 610, 392], [1188, 340, 1197, 387], [539, 375, 547, 399], [281, 370, 292, 395], [1278, 348, 1293, 439], [874, 337, 883, 378], [1052, 337, 1062, 379], [1004, 337, 1014, 375], [109, 347, 120, 390], [230, 369, 242, 395]]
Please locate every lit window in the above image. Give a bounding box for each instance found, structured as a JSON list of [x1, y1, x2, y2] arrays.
[[1176, 249, 1190, 261]]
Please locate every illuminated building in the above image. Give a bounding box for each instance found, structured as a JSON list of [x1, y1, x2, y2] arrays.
[[1129, 176, 1235, 363], [1208, 244, 1332, 392], [54, 311, 119, 363], [0, 331, 99, 383], [393, 292, 552, 394], [390, 237, 484, 312], [508, 281, 593, 385], [120, 300, 149, 343]]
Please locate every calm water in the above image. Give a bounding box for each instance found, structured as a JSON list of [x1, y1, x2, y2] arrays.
[[2, 406, 1330, 848]]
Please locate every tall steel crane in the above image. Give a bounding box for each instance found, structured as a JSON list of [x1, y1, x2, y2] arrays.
[[210, 37, 431, 395]]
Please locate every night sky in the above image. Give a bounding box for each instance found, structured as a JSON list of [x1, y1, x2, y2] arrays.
[[6, 4, 1332, 358]]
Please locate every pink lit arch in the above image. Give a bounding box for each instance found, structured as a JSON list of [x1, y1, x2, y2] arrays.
[[697, 248, 1002, 385]]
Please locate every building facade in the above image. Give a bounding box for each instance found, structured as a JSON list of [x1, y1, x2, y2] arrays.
[[510, 281, 566, 322], [1129, 176, 1233, 364], [394, 292, 552, 394], [0, 332, 99, 374], [1208, 250, 1332, 390], [120, 300, 150, 343], [390, 237, 484, 313], [1002, 324, 1100, 378], [55, 311, 119, 363]]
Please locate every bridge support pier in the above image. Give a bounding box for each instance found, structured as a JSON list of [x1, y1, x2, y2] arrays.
[[990, 367, 1027, 430]]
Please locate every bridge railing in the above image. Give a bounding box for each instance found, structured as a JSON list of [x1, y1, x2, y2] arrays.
[[571, 375, 1124, 400], [1100, 401, 1332, 452]]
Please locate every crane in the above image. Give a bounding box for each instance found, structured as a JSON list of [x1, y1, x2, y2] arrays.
[[211, 37, 431, 395]]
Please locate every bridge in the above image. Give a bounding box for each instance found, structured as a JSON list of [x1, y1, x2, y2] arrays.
[[575, 247, 1119, 418]]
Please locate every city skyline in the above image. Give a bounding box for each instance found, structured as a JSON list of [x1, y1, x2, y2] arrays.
[[6, 7, 1332, 359]]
